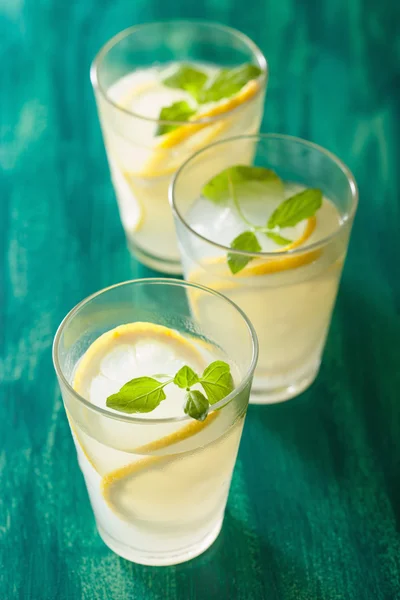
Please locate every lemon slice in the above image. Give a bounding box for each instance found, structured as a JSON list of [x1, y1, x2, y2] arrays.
[[101, 410, 240, 523], [70, 322, 226, 522], [186, 217, 320, 321], [188, 216, 319, 286], [73, 322, 204, 407], [129, 120, 229, 180], [110, 77, 260, 179], [136, 79, 261, 179], [237, 216, 321, 277], [279, 216, 317, 252], [158, 80, 260, 150], [100, 411, 219, 519], [70, 323, 222, 498]]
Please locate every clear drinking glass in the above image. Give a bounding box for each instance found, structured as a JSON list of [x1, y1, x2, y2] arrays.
[[91, 21, 267, 273], [171, 134, 358, 403], [53, 279, 258, 565]]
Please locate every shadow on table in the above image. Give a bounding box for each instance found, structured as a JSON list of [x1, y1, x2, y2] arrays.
[[118, 512, 311, 600], [337, 282, 400, 526], [246, 282, 400, 524]]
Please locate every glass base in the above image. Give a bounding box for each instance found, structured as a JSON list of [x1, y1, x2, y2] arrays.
[[97, 517, 223, 566], [127, 238, 182, 275], [250, 364, 319, 404]]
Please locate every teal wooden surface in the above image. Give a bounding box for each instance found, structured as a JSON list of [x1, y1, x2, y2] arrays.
[[1, 0, 399, 598]]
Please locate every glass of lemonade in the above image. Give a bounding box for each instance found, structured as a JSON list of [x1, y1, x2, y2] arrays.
[[171, 134, 358, 403], [91, 21, 267, 273], [53, 279, 258, 565]]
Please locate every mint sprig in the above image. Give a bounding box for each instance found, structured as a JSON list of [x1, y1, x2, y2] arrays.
[[198, 64, 262, 104], [265, 232, 293, 246], [106, 361, 234, 421], [157, 62, 262, 136], [202, 166, 282, 204], [200, 360, 234, 403], [107, 377, 169, 414], [228, 231, 262, 275], [184, 390, 209, 422], [174, 365, 199, 388], [156, 101, 196, 136], [162, 64, 208, 100], [201, 165, 323, 274], [267, 188, 322, 229]]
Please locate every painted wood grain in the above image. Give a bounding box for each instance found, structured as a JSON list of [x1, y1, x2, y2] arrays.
[[0, 0, 399, 598]]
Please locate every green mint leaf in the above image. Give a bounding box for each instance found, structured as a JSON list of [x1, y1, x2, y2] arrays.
[[202, 165, 282, 204], [266, 232, 293, 246], [184, 390, 209, 422], [227, 231, 261, 275], [174, 365, 199, 389], [156, 101, 196, 136], [106, 377, 167, 414], [268, 188, 323, 229], [200, 361, 234, 404], [162, 64, 208, 100], [198, 63, 262, 104], [106, 360, 233, 419]]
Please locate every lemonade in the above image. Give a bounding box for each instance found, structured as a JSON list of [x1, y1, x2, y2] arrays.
[[171, 135, 358, 402], [91, 22, 267, 273], [53, 279, 258, 565]]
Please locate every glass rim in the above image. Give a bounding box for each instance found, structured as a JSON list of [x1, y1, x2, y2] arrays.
[[169, 133, 359, 259], [52, 278, 259, 425], [90, 20, 268, 126]]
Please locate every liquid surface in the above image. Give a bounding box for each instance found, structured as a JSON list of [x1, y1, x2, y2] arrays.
[[73, 322, 230, 419], [188, 183, 341, 255], [108, 63, 221, 145]]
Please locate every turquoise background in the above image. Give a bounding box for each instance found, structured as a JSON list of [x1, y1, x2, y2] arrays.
[[1, 1, 399, 598]]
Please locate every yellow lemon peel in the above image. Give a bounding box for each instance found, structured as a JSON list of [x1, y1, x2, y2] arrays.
[[73, 322, 203, 394], [158, 80, 260, 150], [137, 80, 260, 178], [70, 322, 221, 498], [100, 410, 219, 515], [188, 215, 319, 282]]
